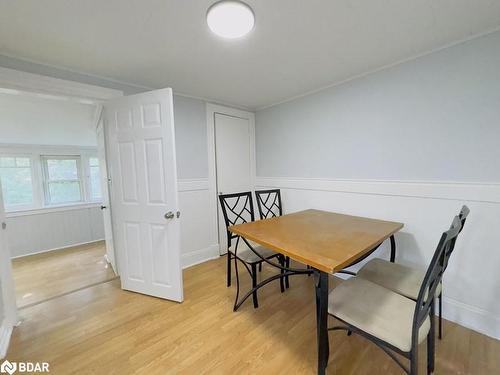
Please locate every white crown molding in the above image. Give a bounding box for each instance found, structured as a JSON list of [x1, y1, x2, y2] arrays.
[[0, 66, 123, 102], [0, 52, 150, 91]]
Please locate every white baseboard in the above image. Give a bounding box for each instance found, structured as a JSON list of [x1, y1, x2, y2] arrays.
[[11, 239, 105, 259], [443, 297, 500, 340], [0, 319, 13, 359], [181, 244, 220, 269]]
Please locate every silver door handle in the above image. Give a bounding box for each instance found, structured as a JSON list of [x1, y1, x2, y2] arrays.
[[164, 211, 175, 220]]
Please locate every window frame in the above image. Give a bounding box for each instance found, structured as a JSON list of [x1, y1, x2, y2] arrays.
[[0, 153, 37, 211], [40, 154, 85, 206], [87, 156, 103, 202], [0, 145, 103, 214]]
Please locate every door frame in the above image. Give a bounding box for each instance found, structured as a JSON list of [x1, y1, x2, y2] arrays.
[[0, 67, 123, 346], [94, 106, 117, 274], [206, 104, 256, 255]]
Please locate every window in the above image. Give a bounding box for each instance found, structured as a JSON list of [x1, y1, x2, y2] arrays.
[[42, 156, 83, 205], [0, 156, 34, 208], [89, 157, 102, 201]]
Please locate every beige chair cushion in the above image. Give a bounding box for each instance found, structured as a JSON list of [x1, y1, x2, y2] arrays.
[[329, 277, 430, 352], [229, 244, 277, 263], [357, 258, 442, 300]]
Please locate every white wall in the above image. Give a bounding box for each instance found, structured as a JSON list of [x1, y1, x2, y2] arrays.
[[0, 92, 97, 147], [177, 180, 218, 268], [256, 32, 500, 340], [7, 206, 104, 258]]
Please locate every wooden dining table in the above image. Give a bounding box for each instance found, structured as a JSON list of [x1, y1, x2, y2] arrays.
[[230, 209, 404, 375]]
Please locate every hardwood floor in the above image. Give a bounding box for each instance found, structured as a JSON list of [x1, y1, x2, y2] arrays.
[[7, 257, 499, 374], [12, 241, 116, 308]]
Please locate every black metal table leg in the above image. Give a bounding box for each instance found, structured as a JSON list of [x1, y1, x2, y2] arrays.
[[390, 235, 396, 262], [315, 270, 329, 375]]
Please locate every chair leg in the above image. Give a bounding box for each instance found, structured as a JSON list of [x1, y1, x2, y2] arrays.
[[428, 300, 436, 374], [251, 263, 259, 308], [438, 293, 443, 340], [279, 256, 285, 293], [285, 256, 290, 289], [259, 263, 262, 272], [410, 345, 418, 375], [226, 252, 231, 287]]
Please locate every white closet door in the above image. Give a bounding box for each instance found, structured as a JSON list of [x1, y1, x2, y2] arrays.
[[215, 113, 254, 254]]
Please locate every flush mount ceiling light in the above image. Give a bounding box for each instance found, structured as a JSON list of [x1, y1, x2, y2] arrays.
[[207, 1, 255, 39]]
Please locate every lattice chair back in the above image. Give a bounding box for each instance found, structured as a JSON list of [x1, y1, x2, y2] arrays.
[[442, 205, 469, 272], [413, 215, 462, 337], [255, 189, 282, 220], [218, 191, 255, 249]]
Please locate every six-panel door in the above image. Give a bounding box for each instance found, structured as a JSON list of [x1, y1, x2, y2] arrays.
[[104, 88, 182, 302]]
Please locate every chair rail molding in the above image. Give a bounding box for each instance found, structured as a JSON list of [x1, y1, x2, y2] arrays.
[[256, 177, 500, 204]]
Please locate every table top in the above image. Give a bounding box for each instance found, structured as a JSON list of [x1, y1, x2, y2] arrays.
[[229, 209, 404, 273]]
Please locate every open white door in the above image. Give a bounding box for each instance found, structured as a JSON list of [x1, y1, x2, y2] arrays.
[[96, 117, 117, 274], [104, 88, 182, 302]]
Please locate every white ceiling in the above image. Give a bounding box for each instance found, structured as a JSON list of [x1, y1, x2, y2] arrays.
[[0, 0, 499, 109]]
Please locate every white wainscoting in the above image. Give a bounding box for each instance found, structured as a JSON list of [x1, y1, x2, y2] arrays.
[[6, 205, 104, 258], [7, 179, 220, 268], [178, 178, 219, 268], [257, 177, 500, 340]]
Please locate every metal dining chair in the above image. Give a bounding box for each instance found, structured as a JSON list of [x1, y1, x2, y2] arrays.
[[356, 205, 469, 339], [328, 215, 462, 375], [254, 188, 291, 288], [219, 191, 285, 310]]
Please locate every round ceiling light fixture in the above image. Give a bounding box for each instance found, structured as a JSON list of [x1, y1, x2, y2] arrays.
[[207, 1, 255, 39]]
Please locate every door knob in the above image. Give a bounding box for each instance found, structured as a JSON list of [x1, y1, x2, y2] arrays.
[[164, 211, 175, 219]]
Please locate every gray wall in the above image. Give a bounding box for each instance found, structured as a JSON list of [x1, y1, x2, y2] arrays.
[[172, 95, 208, 179], [256, 31, 500, 182]]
